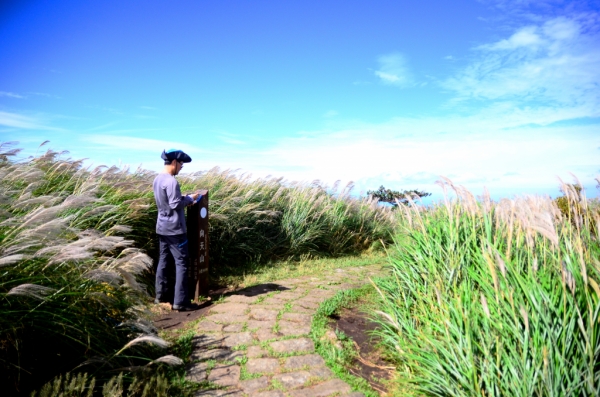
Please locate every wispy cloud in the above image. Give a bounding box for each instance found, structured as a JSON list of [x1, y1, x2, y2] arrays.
[[27, 92, 61, 99], [442, 15, 600, 119], [374, 53, 414, 87], [245, 116, 598, 196], [217, 132, 246, 145], [85, 105, 124, 116], [323, 110, 338, 118], [0, 91, 26, 99], [82, 134, 202, 154], [0, 111, 63, 130]]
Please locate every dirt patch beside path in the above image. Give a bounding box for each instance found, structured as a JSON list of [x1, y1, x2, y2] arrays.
[[332, 307, 394, 395]]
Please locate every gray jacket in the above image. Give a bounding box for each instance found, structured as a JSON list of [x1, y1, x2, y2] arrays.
[[153, 173, 193, 235]]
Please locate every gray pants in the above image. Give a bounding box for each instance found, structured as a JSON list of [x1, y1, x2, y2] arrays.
[[155, 234, 189, 306]]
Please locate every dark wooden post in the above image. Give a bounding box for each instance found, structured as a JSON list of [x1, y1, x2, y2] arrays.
[[186, 191, 209, 302]]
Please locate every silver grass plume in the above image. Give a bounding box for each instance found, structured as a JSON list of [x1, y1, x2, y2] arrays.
[[61, 194, 99, 209], [116, 268, 143, 291], [83, 269, 122, 285], [107, 225, 133, 234], [2, 243, 40, 256], [81, 205, 117, 218], [115, 252, 153, 275], [48, 246, 95, 264], [520, 305, 530, 333], [481, 293, 491, 319], [0, 254, 26, 267], [119, 319, 158, 335], [496, 253, 507, 278], [11, 195, 62, 210], [7, 283, 56, 300], [147, 355, 183, 366], [116, 335, 169, 355]]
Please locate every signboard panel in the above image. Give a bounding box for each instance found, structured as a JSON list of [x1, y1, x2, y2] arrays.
[[186, 191, 209, 302]]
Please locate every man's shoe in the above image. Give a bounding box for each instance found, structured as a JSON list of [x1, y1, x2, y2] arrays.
[[172, 303, 200, 312]]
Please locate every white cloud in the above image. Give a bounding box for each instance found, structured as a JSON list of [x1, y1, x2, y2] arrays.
[[218, 134, 246, 145], [323, 110, 338, 118], [0, 91, 26, 99], [188, 111, 597, 199], [443, 15, 600, 117], [82, 134, 202, 154], [374, 53, 414, 87], [0, 111, 63, 130]]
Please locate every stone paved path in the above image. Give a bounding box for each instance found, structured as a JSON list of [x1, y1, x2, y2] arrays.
[[186, 265, 384, 397]]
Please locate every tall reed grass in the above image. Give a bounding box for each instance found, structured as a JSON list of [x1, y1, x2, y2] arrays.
[[0, 142, 395, 395], [373, 177, 600, 396]]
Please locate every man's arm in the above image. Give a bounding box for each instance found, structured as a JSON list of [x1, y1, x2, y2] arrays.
[[165, 179, 193, 210]]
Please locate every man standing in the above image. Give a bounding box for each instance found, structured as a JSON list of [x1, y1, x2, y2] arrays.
[[153, 149, 206, 311]]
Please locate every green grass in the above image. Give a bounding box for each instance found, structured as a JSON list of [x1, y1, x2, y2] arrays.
[[373, 179, 600, 396], [216, 252, 388, 289]]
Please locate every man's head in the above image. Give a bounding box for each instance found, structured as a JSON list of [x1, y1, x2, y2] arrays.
[[161, 149, 191, 176]]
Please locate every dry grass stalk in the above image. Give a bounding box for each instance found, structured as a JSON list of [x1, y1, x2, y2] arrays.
[[7, 283, 56, 300]]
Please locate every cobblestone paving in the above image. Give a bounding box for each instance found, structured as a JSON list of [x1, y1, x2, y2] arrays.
[[187, 265, 384, 397]]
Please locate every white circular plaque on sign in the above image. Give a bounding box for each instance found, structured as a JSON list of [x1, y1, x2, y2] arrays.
[[200, 207, 207, 218]]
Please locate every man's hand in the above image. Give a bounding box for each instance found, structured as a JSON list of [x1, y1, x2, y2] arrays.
[[189, 193, 200, 203]]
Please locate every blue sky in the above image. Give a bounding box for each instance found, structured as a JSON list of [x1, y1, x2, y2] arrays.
[[1, 0, 598, 201]]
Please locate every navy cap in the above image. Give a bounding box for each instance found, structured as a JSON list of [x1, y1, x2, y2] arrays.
[[161, 149, 192, 163]]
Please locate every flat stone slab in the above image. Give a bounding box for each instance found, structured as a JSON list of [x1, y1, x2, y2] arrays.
[[246, 358, 280, 374], [275, 291, 305, 300], [294, 300, 320, 310], [210, 302, 249, 315], [278, 321, 311, 336], [254, 304, 283, 311], [272, 370, 311, 389], [250, 308, 279, 321], [191, 348, 243, 362], [247, 345, 268, 358], [222, 332, 253, 347], [270, 338, 314, 354], [223, 323, 244, 333], [284, 354, 326, 370], [246, 319, 276, 330], [310, 289, 336, 297], [239, 376, 269, 394], [193, 334, 223, 349], [186, 362, 209, 382], [254, 328, 278, 342], [250, 391, 285, 397], [225, 295, 260, 304], [207, 364, 241, 387], [197, 320, 223, 333], [194, 389, 244, 397], [281, 312, 312, 323], [289, 306, 314, 314], [206, 313, 249, 323], [308, 366, 334, 379], [288, 379, 352, 397], [261, 296, 288, 305]]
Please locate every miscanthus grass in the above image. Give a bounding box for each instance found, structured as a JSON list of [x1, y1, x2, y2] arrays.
[[0, 142, 395, 395], [373, 177, 600, 396]]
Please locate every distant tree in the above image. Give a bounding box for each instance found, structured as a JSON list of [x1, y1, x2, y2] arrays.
[[367, 185, 431, 206]]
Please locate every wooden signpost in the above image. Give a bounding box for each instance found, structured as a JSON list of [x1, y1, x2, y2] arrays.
[[186, 191, 209, 302]]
